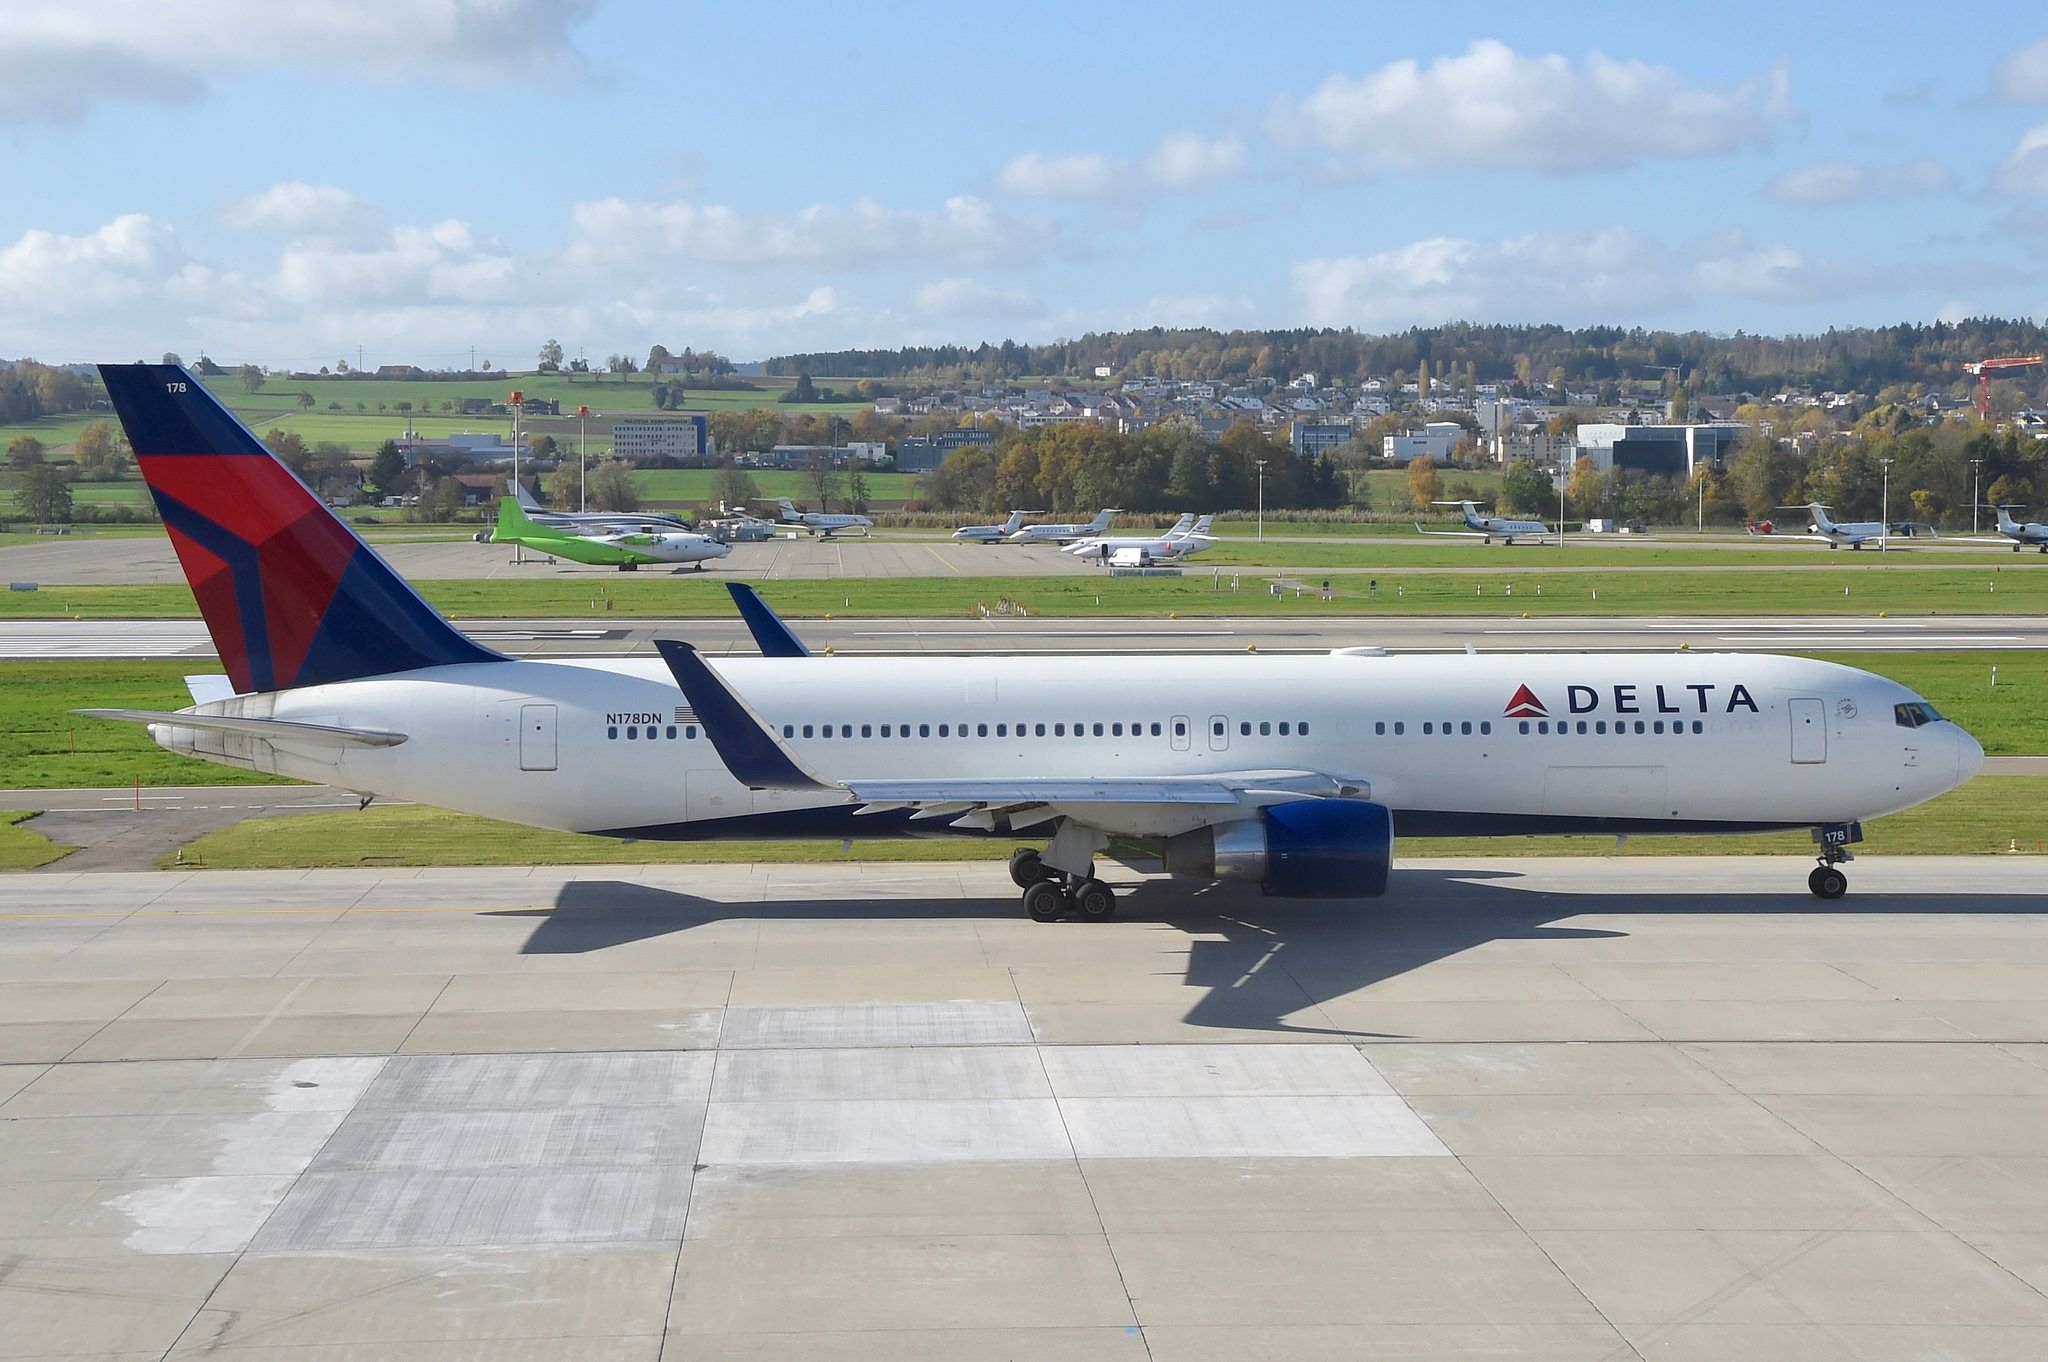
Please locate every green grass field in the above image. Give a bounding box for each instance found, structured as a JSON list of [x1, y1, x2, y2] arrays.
[[635, 468, 919, 505], [156, 775, 2048, 870], [0, 651, 2039, 792], [1193, 539, 2036, 568], [5, 567, 2046, 622], [0, 811, 73, 870]]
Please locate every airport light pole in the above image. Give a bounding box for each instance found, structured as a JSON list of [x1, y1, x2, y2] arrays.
[[1254, 459, 1267, 540], [509, 389, 524, 564], [577, 405, 590, 512], [1971, 457, 1982, 536], [1880, 456, 1894, 553]]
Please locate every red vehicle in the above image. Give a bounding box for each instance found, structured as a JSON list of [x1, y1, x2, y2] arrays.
[[1745, 518, 1775, 536]]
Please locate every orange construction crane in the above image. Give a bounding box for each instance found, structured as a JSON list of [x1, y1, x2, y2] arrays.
[[1963, 354, 2045, 420]]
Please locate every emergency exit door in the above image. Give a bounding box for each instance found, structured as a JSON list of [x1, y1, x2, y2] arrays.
[[519, 703, 558, 771], [1789, 697, 1826, 764]]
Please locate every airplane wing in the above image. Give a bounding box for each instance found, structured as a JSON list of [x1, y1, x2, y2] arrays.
[[1413, 524, 1491, 538], [653, 640, 1366, 831], [76, 709, 409, 748], [725, 583, 810, 657]]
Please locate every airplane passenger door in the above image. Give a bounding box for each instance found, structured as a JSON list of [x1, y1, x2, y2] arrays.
[[1171, 715, 1191, 752], [1207, 714, 1229, 752], [1788, 697, 1826, 764], [519, 703, 558, 772]]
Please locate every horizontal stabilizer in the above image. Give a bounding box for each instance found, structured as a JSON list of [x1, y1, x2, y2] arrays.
[[76, 709, 408, 748], [183, 674, 236, 705]]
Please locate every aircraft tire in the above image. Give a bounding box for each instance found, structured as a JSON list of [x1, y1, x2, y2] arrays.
[[1008, 849, 1049, 889], [1808, 865, 1848, 900], [1074, 879, 1116, 922], [1023, 881, 1069, 922]]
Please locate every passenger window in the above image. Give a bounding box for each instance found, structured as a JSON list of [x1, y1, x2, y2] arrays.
[[996, 724, 1007, 737], [1393, 721, 1404, 735], [1055, 723, 1065, 736], [861, 724, 872, 738], [626, 726, 638, 739], [1278, 722, 1289, 735], [1518, 721, 1529, 735], [666, 726, 677, 739], [1093, 723, 1104, 736], [1634, 721, 1645, 734], [1152, 722, 1163, 736], [802, 724, 813, 738], [977, 724, 988, 737], [1112, 722, 1123, 736], [1171, 720, 1183, 737], [1653, 720, 1664, 733], [1212, 720, 1224, 736], [1576, 721, 1588, 734], [1037, 723, 1047, 736], [607, 726, 618, 740], [1423, 722, 1433, 735], [1299, 721, 1308, 735], [1460, 721, 1472, 735], [1538, 721, 1548, 734], [1257, 721, 1269, 735], [1692, 720, 1704, 734], [1595, 721, 1607, 734], [1240, 721, 1251, 736], [842, 725, 852, 738], [1375, 721, 1386, 735], [1480, 721, 1491, 735], [686, 726, 697, 739], [919, 724, 930, 737]]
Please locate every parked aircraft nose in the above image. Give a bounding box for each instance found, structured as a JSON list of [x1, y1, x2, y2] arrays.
[[1956, 725, 1985, 785]]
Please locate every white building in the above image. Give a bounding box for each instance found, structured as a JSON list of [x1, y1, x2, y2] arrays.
[[611, 415, 708, 460], [1382, 421, 1466, 463]]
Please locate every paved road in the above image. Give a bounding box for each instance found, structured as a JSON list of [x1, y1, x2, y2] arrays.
[[8, 613, 2048, 659], [4, 857, 2048, 1360]]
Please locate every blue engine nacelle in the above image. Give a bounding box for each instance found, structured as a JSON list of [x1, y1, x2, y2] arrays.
[[1162, 798, 1393, 898]]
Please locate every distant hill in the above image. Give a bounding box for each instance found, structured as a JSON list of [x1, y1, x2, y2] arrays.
[[762, 318, 2048, 398]]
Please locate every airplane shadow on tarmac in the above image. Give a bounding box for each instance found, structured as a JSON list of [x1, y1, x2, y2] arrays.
[[492, 870, 2048, 1039]]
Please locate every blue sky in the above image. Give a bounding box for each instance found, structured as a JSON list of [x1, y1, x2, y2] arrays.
[[4, 1, 2048, 367]]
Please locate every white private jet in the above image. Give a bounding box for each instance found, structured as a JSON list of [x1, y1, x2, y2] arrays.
[[1005, 508, 1119, 545], [1959, 505, 2048, 554], [952, 510, 1040, 545], [1064, 514, 1216, 566], [762, 497, 873, 538], [1415, 500, 1557, 545], [1779, 502, 1923, 550], [84, 364, 1984, 919], [509, 481, 698, 536]]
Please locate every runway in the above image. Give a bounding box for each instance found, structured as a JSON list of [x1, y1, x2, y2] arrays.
[[4, 614, 2048, 659], [8, 613, 2046, 659], [4, 858, 2048, 1359]]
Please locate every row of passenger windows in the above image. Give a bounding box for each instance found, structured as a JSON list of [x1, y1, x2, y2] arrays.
[[604, 716, 1706, 742]]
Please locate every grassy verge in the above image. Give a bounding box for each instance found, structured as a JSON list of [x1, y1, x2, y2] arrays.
[[5, 567, 2048, 621], [0, 650, 2041, 791], [0, 811, 74, 869], [161, 777, 2048, 870]]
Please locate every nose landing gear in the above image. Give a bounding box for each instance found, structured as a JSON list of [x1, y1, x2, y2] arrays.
[[1807, 822, 1861, 900], [1807, 862, 1849, 900]]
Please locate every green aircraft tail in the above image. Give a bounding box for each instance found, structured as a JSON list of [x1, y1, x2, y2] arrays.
[[492, 495, 545, 543]]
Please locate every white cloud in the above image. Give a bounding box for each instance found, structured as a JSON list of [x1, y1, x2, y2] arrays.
[[1144, 133, 1245, 189], [0, 0, 597, 121], [997, 132, 1245, 200], [273, 220, 518, 307], [566, 195, 1060, 269], [1765, 157, 1956, 205], [996, 151, 1122, 199], [1989, 38, 2048, 105], [220, 183, 387, 244], [1993, 123, 2048, 194], [912, 277, 1043, 320], [1268, 39, 1796, 175], [1291, 227, 1855, 330]]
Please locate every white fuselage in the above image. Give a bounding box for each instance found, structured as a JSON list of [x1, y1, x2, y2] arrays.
[[1007, 514, 1114, 544], [1066, 534, 1213, 566], [1468, 511, 1549, 540], [158, 652, 1979, 845], [1996, 512, 2048, 548]]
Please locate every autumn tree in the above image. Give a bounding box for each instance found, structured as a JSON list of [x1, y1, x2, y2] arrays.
[[1405, 454, 1442, 509], [586, 459, 640, 511], [237, 363, 264, 394], [17, 463, 72, 521], [7, 435, 45, 469], [1499, 459, 1556, 517], [72, 421, 129, 478], [708, 461, 759, 511], [369, 440, 406, 492]]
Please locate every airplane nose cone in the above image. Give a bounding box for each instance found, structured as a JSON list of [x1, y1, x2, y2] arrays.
[[1957, 727, 1985, 784]]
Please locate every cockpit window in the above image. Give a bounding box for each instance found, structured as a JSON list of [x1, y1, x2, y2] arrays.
[[1893, 702, 1942, 728]]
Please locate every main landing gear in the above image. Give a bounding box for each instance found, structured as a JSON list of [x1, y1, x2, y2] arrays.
[[1010, 848, 1117, 923]]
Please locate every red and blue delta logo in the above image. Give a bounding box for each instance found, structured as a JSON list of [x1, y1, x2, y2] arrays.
[[1504, 684, 1548, 719]]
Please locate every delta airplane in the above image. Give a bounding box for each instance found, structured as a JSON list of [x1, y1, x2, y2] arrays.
[[1064, 514, 1216, 566], [1006, 508, 1118, 544], [952, 510, 1039, 545], [84, 365, 1983, 918], [1415, 500, 1556, 545], [1964, 505, 2048, 554], [490, 497, 730, 570], [762, 497, 873, 537]]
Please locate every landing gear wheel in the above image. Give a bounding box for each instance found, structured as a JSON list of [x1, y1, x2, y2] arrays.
[[1073, 878, 1116, 922], [1023, 880, 1069, 922], [1008, 849, 1049, 890], [1808, 865, 1848, 900]]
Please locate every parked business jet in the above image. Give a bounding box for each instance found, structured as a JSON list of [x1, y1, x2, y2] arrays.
[[1416, 501, 1556, 545], [1064, 514, 1216, 566], [762, 497, 873, 537], [85, 365, 1983, 918], [952, 510, 1039, 545], [1964, 505, 2048, 554], [490, 498, 730, 570], [1006, 508, 1119, 544], [1782, 503, 1895, 550]]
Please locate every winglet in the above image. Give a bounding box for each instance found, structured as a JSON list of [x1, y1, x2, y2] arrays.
[[724, 583, 810, 657], [652, 639, 831, 791]]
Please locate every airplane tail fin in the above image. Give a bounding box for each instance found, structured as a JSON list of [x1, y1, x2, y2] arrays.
[[512, 479, 542, 509], [100, 364, 499, 695], [492, 495, 540, 540], [1187, 513, 1214, 537]]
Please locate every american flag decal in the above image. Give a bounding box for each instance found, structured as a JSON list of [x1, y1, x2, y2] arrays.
[[674, 705, 698, 724]]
